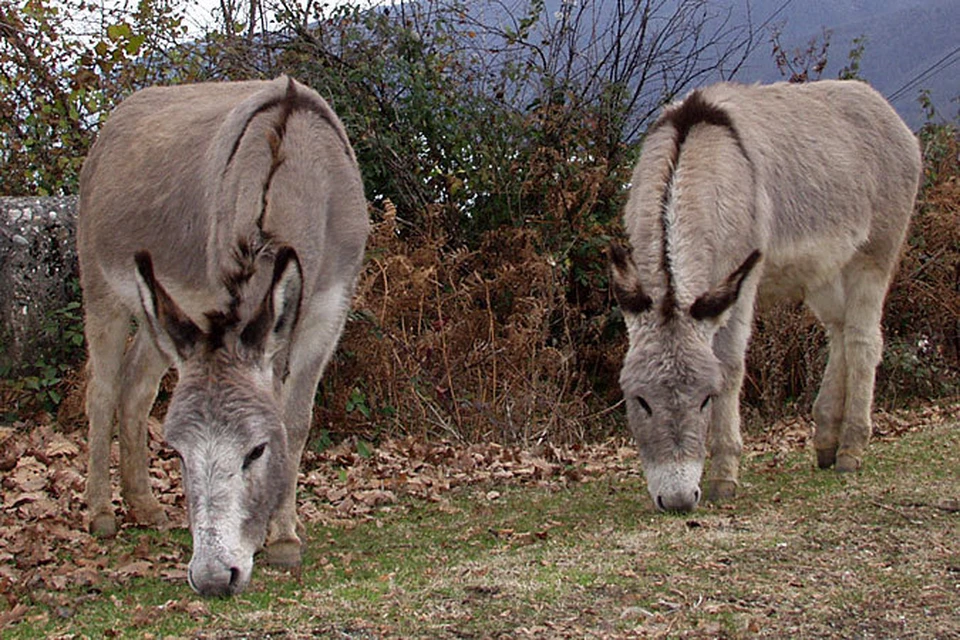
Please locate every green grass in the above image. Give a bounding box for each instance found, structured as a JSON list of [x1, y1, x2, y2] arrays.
[[6, 420, 959, 638]]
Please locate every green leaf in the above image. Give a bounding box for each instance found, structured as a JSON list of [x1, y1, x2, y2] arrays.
[[356, 439, 372, 459], [106, 22, 131, 42], [126, 34, 145, 55]]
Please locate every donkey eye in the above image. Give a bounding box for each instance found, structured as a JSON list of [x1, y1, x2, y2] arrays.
[[635, 396, 652, 417], [700, 395, 713, 412], [243, 443, 267, 470]]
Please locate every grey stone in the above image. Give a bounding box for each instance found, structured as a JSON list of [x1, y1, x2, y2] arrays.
[[0, 196, 81, 376]]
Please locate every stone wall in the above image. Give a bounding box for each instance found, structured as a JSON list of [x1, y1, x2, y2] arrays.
[[0, 196, 80, 376]]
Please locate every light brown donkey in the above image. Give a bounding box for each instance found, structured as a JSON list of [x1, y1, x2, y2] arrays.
[[611, 80, 921, 513], [78, 76, 369, 596]]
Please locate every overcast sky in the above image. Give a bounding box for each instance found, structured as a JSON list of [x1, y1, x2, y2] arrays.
[[179, 0, 384, 33]]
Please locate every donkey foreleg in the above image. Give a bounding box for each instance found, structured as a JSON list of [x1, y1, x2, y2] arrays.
[[83, 298, 131, 537], [265, 287, 353, 567], [704, 303, 754, 501], [264, 369, 317, 568], [835, 268, 888, 472], [705, 362, 745, 501], [117, 328, 171, 526]]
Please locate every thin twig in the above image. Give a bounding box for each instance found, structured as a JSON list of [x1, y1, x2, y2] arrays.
[[870, 500, 923, 524], [433, 274, 463, 432]]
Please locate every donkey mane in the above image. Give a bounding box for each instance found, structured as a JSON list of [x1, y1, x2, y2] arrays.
[[204, 232, 280, 350], [223, 77, 353, 173], [257, 79, 299, 231], [652, 90, 747, 320], [204, 79, 304, 350], [656, 90, 738, 148]]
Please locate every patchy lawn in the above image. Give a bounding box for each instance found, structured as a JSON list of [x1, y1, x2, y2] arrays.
[[1, 402, 958, 638]]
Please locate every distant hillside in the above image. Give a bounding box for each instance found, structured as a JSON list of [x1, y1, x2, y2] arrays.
[[472, 0, 957, 129], [733, 0, 959, 128]]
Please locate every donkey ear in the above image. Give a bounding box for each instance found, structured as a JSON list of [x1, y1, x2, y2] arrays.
[[609, 242, 652, 315], [240, 246, 303, 363], [690, 250, 762, 321], [134, 251, 203, 363]]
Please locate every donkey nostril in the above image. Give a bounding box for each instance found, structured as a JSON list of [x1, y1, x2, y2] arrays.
[[693, 487, 702, 504], [656, 495, 666, 511], [228, 567, 241, 589]]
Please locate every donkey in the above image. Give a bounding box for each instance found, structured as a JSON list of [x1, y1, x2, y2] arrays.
[[610, 80, 921, 513], [78, 76, 369, 596]]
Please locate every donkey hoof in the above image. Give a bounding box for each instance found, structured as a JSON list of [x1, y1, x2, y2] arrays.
[[705, 480, 737, 502], [265, 540, 303, 568], [124, 493, 169, 528], [816, 447, 838, 469], [835, 454, 861, 473], [89, 513, 118, 538], [130, 504, 169, 528]]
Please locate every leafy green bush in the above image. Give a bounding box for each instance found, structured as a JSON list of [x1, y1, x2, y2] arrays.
[[0, 0, 221, 195], [1, 281, 85, 418]]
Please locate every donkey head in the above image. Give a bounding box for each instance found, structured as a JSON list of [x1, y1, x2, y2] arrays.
[[610, 244, 761, 513], [134, 246, 303, 597]]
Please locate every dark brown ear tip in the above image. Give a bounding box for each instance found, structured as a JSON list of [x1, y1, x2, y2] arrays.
[[134, 251, 154, 276], [616, 286, 653, 315], [608, 242, 631, 267], [689, 249, 763, 321], [271, 246, 301, 282], [274, 244, 294, 263]]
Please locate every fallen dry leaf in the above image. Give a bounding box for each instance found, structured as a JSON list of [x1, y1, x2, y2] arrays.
[[0, 604, 29, 630]]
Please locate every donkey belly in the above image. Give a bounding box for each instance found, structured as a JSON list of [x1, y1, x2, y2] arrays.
[[758, 232, 863, 305]]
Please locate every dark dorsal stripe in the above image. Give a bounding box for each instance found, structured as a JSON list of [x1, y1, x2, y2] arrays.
[[650, 90, 742, 320], [257, 80, 297, 230], [223, 78, 352, 173], [206, 79, 329, 350], [206, 232, 278, 349]]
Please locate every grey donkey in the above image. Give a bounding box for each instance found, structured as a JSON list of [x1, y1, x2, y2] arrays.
[[610, 80, 921, 512], [78, 76, 369, 595]]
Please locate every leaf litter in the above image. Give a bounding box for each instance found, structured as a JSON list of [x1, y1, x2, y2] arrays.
[[1, 400, 957, 636]]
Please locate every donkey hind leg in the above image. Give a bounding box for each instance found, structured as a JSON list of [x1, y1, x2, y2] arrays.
[[117, 327, 171, 526], [265, 286, 352, 567], [806, 278, 847, 470], [704, 299, 754, 502], [835, 264, 889, 472], [84, 301, 129, 537]]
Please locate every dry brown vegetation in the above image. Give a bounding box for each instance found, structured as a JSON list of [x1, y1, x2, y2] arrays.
[[316, 128, 960, 447], [317, 198, 623, 447]]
